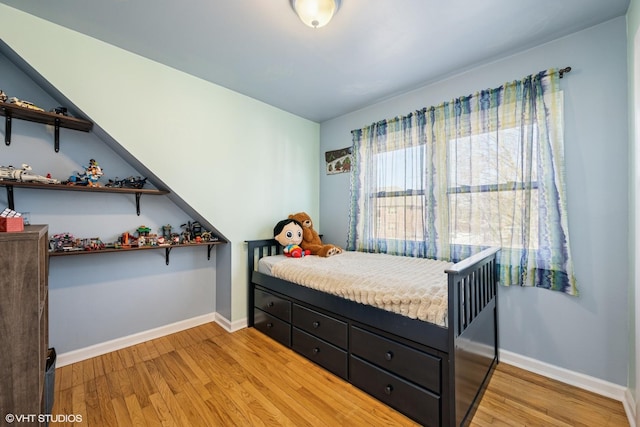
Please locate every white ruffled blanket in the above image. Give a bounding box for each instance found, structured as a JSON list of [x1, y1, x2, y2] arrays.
[[265, 251, 453, 327]]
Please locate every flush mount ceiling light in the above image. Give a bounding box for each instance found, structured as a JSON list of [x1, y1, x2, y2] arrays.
[[290, 0, 341, 28]]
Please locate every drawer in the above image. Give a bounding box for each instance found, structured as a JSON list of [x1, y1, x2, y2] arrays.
[[292, 304, 348, 349], [254, 308, 291, 347], [255, 288, 291, 322], [292, 328, 348, 379], [350, 355, 440, 427], [350, 326, 441, 393]]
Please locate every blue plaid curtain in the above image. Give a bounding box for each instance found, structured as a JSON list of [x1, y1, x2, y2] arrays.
[[348, 69, 578, 295]]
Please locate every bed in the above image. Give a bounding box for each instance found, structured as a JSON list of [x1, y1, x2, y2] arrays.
[[246, 239, 499, 427]]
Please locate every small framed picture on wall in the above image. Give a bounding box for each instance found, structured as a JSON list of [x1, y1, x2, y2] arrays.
[[325, 147, 352, 175]]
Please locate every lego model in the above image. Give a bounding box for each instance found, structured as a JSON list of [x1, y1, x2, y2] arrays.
[[0, 164, 60, 184], [8, 97, 45, 112], [65, 159, 104, 187], [105, 176, 148, 189]]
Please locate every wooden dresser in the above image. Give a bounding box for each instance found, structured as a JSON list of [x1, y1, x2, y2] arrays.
[[0, 225, 49, 424]]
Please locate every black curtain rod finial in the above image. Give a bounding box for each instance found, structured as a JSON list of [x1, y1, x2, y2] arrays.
[[559, 66, 572, 79]]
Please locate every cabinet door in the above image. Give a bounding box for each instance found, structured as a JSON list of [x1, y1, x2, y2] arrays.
[[351, 325, 441, 393], [254, 308, 291, 347], [350, 355, 440, 427], [255, 288, 291, 322], [292, 328, 347, 379], [292, 304, 347, 349]]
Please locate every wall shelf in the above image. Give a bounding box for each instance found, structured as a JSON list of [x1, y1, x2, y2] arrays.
[[0, 181, 169, 215], [49, 241, 222, 265], [1, 101, 93, 152]]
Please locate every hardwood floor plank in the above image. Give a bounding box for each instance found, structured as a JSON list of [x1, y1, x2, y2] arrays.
[[111, 396, 134, 426], [144, 361, 192, 426], [71, 360, 84, 388], [174, 383, 221, 426], [133, 362, 160, 402], [81, 357, 96, 383], [57, 363, 73, 391], [51, 323, 629, 427], [116, 346, 137, 369], [147, 393, 177, 427], [174, 347, 214, 385], [70, 383, 88, 426], [123, 394, 147, 427], [94, 375, 118, 427]]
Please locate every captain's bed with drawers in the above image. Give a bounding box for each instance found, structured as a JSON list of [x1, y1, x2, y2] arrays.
[[246, 239, 499, 427]]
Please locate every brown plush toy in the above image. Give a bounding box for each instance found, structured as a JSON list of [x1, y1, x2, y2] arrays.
[[288, 212, 343, 257]]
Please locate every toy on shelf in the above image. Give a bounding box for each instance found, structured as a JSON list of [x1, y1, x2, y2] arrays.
[[65, 159, 104, 187], [50, 106, 68, 116], [0, 164, 60, 184], [105, 176, 148, 189], [0, 90, 7, 103], [8, 97, 45, 112], [50, 232, 78, 252], [0, 208, 24, 232]]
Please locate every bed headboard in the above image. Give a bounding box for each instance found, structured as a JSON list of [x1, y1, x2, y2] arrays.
[[246, 238, 281, 274]]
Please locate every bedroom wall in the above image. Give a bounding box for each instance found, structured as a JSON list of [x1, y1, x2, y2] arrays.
[[628, 0, 640, 421], [320, 17, 629, 387], [0, 5, 320, 352], [0, 51, 217, 354]]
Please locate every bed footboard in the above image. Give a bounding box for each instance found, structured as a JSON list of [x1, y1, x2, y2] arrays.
[[446, 247, 500, 426]]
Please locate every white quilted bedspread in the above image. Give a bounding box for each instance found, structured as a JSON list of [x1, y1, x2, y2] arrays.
[[267, 251, 453, 327]]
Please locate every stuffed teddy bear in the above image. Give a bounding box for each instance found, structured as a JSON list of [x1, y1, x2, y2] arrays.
[[288, 212, 342, 257], [273, 218, 310, 258]]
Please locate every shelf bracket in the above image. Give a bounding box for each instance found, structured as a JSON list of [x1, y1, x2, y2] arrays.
[[6, 184, 14, 210], [4, 113, 11, 145], [54, 118, 61, 152], [135, 192, 142, 216], [165, 246, 173, 265], [207, 244, 214, 260]]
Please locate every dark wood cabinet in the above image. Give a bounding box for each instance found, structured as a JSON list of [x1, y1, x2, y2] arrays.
[[0, 225, 49, 425]]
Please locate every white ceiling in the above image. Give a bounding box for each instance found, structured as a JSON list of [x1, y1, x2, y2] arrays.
[[0, 0, 630, 122]]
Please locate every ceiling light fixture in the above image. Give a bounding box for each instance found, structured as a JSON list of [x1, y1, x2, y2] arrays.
[[290, 0, 341, 28]]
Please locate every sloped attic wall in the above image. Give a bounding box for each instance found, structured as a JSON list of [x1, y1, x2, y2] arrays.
[[0, 5, 320, 327]]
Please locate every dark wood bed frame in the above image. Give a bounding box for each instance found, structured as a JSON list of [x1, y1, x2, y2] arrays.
[[246, 239, 499, 427]]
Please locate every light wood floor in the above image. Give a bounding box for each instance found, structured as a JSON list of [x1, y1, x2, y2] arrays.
[[51, 322, 628, 426]]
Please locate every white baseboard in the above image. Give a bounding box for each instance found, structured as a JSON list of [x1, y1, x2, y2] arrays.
[[623, 388, 637, 427], [500, 349, 633, 425], [215, 313, 247, 332], [56, 312, 217, 367]]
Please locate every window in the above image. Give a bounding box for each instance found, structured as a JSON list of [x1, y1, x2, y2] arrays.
[[349, 70, 577, 294], [448, 127, 540, 250]]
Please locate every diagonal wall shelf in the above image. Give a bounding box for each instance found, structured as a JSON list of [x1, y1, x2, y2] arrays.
[[0, 181, 169, 215], [49, 240, 223, 265], [1, 101, 93, 152]]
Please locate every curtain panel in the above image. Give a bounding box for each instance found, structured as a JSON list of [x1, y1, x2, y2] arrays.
[[347, 69, 578, 295]]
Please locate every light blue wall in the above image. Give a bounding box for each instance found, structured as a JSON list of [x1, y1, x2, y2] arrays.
[[0, 5, 320, 352], [627, 0, 640, 416], [0, 51, 217, 353], [320, 18, 629, 386]]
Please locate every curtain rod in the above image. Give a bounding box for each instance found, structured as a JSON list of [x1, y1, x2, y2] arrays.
[[559, 66, 572, 78]]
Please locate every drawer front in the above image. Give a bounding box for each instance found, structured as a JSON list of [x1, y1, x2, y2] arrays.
[[255, 288, 291, 322], [292, 328, 348, 379], [254, 308, 291, 347], [350, 326, 441, 393], [292, 304, 348, 349], [350, 355, 440, 427]]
